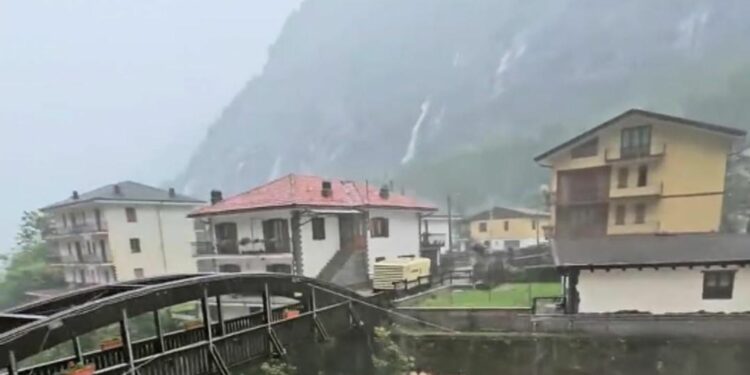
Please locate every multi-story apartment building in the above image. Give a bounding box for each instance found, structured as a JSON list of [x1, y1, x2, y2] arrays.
[[188, 174, 436, 287], [467, 207, 549, 251], [535, 109, 750, 314], [535, 109, 745, 238], [41, 181, 204, 287]]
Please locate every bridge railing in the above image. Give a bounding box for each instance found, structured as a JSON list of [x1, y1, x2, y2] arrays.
[[16, 303, 303, 375]]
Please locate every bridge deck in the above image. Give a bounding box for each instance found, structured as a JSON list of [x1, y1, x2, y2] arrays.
[[0, 274, 384, 375]]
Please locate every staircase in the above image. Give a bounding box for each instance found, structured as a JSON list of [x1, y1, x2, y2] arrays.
[[317, 250, 369, 287]]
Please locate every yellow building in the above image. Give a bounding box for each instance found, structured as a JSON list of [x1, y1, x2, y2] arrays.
[[467, 206, 550, 250], [535, 109, 745, 238]]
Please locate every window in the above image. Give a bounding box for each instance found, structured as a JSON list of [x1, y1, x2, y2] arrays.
[[125, 207, 137, 223], [703, 271, 735, 299], [637, 165, 648, 187], [504, 240, 520, 250], [312, 217, 326, 240], [478, 222, 487, 232], [504, 221, 509, 231], [615, 205, 626, 225], [634, 203, 646, 224], [371, 217, 389, 238], [70, 213, 77, 226], [266, 264, 292, 274], [617, 167, 629, 188], [67, 242, 72, 255], [621, 125, 651, 158], [130, 238, 141, 253], [531, 220, 537, 230], [134, 268, 145, 279], [262, 219, 289, 253], [74, 241, 82, 259], [571, 137, 598, 159], [62, 214, 68, 228], [218, 264, 241, 273], [86, 241, 93, 254]]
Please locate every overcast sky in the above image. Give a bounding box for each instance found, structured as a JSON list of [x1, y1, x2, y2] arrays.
[[0, 0, 301, 251]]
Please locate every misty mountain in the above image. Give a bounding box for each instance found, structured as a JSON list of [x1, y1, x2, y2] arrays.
[[175, 0, 750, 210]]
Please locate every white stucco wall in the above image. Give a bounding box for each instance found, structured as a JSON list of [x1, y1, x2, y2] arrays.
[[105, 203, 198, 281], [299, 214, 340, 277], [577, 267, 750, 313], [367, 209, 421, 274]]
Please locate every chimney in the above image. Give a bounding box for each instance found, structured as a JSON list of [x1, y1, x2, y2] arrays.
[[113, 184, 122, 195], [168, 187, 176, 198], [210, 190, 223, 205], [72, 191, 79, 200], [379, 185, 390, 199], [321, 180, 332, 197]]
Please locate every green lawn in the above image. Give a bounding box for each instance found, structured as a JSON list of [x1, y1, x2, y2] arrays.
[[418, 283, 561, 308]]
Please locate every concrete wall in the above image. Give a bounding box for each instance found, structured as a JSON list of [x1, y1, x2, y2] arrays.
[[577, 267, 750, 313], [105, 203, 198, 281], [367, 209, 421, 274], [394, 306, 750, 339], [299, 214, 340, 277], [393, 307, 532, 332]]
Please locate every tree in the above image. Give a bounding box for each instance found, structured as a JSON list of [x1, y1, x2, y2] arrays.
[[0, 211, 62, 309], [371, 326, 414, 375]]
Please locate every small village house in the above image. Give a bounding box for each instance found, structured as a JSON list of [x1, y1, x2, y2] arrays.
[[536, 109, 749, 313], [188, 174, 436, 287], [467, 206, 549, 251], [39, 181, 204, 296], [420, 212, 463, 253]]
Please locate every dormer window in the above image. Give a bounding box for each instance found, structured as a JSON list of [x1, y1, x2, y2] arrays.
[[571, 138, 598, 159]]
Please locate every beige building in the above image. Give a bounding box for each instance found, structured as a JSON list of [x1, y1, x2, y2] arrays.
[[536, 109, 750, 314], [41, 181, 203, 288], [467, 207, 549, 251]]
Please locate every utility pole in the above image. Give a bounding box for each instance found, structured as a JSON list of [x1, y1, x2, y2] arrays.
[[447, 194, 453, 253]]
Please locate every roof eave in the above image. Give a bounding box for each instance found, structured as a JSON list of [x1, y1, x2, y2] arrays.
[[189, 203, 437, 218]]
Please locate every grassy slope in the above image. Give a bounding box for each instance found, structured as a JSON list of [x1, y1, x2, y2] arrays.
[[418, 283, 561, 308]]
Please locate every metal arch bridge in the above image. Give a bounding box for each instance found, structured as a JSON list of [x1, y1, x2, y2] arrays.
[[0, 273, 385, 375]]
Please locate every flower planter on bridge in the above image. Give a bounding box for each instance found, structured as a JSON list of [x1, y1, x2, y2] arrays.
[[99, 338, 122, 350], [61, 363, 95, 375]]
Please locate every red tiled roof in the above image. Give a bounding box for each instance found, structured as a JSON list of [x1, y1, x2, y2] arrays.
[[190, 174, 437, 217]]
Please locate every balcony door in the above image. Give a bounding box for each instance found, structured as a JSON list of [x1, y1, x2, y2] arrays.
[[556, 205, 608, 238], [557, 167, 611, 205], [339, 214, 366, 251], [621, 125, 651, 158], [215, 223, 239, 254], [262, 219, 290, 253]]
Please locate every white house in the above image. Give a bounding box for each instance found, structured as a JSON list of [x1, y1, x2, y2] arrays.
[[554, 233, 750, 314], [420, 213, 462, 253], [188, 174, 436, 287], [40, 181, 204, 291]]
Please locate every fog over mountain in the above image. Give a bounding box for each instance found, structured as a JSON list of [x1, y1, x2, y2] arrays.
[[0, 0, 301, 251], [176, 0, 750, 211]]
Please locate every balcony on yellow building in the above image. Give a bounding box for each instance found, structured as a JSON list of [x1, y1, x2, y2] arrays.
[[604, 143, 666, 163], [608, 220, 660, 235], [609, 182, 663, 199]]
